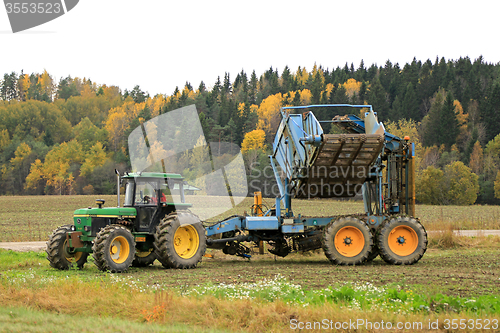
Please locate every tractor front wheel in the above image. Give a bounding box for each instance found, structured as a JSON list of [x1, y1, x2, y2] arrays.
[[46, 225, 88, 270], [377, 216, 427, 265], [154, 212, 206, 269], [92, 225, 136, 272], [322, 216, 373, 265]]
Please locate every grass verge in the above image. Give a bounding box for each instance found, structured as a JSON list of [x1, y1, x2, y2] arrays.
[[1, 248, 499, 332]]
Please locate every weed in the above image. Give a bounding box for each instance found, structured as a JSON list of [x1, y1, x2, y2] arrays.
[[141, 291, 172, 323]]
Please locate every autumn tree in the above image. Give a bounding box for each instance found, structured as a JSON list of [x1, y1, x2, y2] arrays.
[[25, 140, 84, 194], [441, 161, 479, 205], [468, 141, 483, 175], [417, 161, 479, 205], [241, 129, 266, 153], [256, 93, 283, 142], [416, 166, 445, 205], [495, 171, 500, 199], [385, 118, 422, 172]]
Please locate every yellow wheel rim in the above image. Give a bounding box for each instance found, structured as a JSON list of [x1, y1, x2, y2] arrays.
[[174, 225, 199, 259], [109, 236, 130, 264], [63, 239, 82, 263], [388, 225, 418, 256], [334, 226, 365, 257]]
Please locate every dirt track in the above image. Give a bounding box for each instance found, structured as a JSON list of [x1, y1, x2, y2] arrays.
[[0, 230, 499, 252]]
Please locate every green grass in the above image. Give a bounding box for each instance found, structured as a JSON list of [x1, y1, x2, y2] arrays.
[[1, 247, 500, 332], [1, 195, 499, 242], [0, 306, 231, 333]]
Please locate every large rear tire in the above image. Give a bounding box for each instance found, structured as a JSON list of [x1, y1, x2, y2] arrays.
[[46, 225, 88, 270], [322, 216, 373, 265], [377, 216, 427, 265], [154, 212, 206, 269], [92, 225, 136, 272]]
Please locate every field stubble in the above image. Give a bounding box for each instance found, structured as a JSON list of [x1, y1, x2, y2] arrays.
[[0, 195, 499, 242]]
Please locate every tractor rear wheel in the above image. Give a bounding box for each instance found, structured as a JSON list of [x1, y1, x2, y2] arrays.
[[154, 212, 206, 269], [92, 225, 136, 272], [322, 216, 373, 265], [46, 225, 88, 270], [377, 216, 427, 265], [132, 248, 156, 267]]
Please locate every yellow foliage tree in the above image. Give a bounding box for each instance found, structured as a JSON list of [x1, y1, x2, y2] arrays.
[[385, 119, 423, 175], [256, 93, 283, 141], [299, 89, 312, 105], [25, 140, 84, 194], [25, 159, 44, 192], [105, 100, 141, 150], [0, 129, 11, 152], [454, 100, 468, 145], [80, 142, 108, 177], [241, 129, 266, 153], [282, 91, 296, 106], [342, 78, 362, 99], [295, 67, 309, 86], [10, 143, 31, 169], [495, 171, 500, 199], [325, 83, 335, 100], [469, 141, 483, 175], [39, 69, 54, 100], [80, 84, 95, 98]]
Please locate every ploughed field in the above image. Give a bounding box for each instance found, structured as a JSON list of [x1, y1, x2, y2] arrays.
[[0, 195, 499, 242]]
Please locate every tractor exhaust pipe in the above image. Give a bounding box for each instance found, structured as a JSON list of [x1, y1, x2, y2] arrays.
[[115, 169, 120, 207]]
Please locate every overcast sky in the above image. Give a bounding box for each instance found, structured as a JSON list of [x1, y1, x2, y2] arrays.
[[1, 0, 499, 97]]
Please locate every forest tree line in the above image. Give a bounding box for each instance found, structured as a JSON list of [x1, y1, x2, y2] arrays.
[[1, 56, 500, 205]]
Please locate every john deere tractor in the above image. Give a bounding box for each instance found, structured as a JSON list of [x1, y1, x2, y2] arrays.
[[46, 172, 206, 272]]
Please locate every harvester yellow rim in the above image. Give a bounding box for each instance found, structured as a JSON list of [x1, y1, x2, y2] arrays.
[[334, 226, 365, 257], [109, 236, 130, 264], [388, 225, 418, 256], [174, 224, 199, 259]]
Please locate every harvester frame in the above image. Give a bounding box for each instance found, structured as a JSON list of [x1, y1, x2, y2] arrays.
[[205, 104, 427, 265]]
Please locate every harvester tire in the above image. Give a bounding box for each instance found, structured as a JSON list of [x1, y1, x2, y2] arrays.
[[46, 225, 88, 270], [132, 248, 156, 267], [154, 212, 206, 269], [322, 216, 373, 265], [377, 216, 427, 265], [92, 224, 136, 273], [365, 243, 379, 262]]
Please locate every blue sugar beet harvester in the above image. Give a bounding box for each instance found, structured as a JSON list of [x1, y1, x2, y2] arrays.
[[205, 104, 427, 265]]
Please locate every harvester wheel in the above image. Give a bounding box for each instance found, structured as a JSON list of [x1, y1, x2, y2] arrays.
[[132, 248, 156, 267], [365, 243, 379, 262], [377, 216, 427, 265], [154, 212, 206, 269], [92, 224, 136, 272], [46, 225, 88, 270], [322, 217, 373, 265]]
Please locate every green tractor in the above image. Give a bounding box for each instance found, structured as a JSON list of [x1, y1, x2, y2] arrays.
[[46, 172, 207, 272]]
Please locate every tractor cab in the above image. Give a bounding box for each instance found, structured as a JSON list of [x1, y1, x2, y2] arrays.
[[121, 172, 192, 233]]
